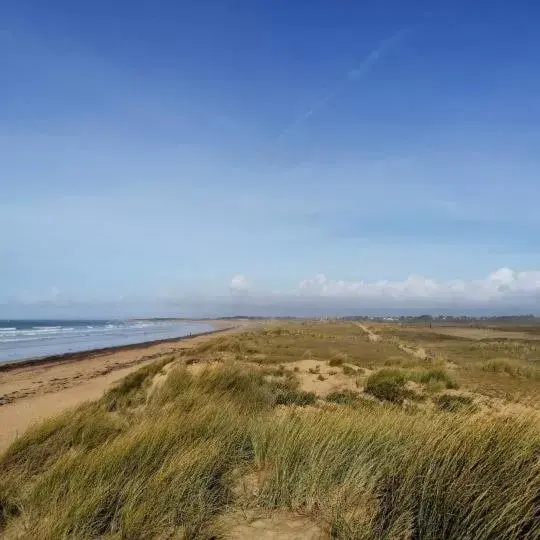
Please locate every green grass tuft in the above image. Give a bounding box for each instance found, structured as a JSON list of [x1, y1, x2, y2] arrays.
[[435, 393, 475, 412], [103, 356, 174, 410], [409, 368, 459, 390], [326, 390, 360, 405], [364, 369, 411, 404], [274, 389, 317, 407], [328, 353, 348, 366]]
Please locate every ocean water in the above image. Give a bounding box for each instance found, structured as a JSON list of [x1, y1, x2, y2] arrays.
[[0, 319, 215, 365]]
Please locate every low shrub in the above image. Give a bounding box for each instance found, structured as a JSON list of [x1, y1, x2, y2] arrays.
[[328, 353, 348, 367], [328, 357, 344, 367], [410, 368, 459, 390], [326, 390, 360, 405], [364, 369, 410, 404], [273, 389, 317, 407], [424, 380, 446, 394], [435, 393, 475, 412]]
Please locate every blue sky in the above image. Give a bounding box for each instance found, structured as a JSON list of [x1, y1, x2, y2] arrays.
[[1, 0, 540, 316]]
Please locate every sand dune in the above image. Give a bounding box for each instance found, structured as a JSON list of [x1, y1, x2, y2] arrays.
[[0, 321, 242, 452]]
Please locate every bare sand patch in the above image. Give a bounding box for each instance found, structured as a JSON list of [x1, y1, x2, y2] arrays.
[[220, 509, 327, 539], [284, 359, 360, 397], [398, 343, 429, 360]]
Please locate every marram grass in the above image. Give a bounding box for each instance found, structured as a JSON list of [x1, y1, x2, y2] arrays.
[[1, 324, 539, 539]]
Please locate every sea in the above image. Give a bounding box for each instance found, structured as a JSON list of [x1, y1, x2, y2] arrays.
[[0, 319, 215, 365]]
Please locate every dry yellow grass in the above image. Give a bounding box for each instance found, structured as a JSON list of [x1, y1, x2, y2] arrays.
[[1, 321, 539, 539], [374, 322, 540, 405]]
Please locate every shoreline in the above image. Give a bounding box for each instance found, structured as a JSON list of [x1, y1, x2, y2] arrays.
[[0, 321, 249, 452], [0, 323, 233, 373]]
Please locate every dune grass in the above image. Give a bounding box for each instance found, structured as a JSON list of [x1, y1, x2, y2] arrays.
[[0, 367, 278, 538], [252, 407, 540, 539], [185, 322, 405, 369], [1, 322, 540, 538], [325, 389, 369, 406], [364, 369, 411, 403], [479, 358, 540, 380], [363, 367, 458, 403], [408, 368, 459, 389], [435, 393, 475, 412], [375, 322, 540, 403]]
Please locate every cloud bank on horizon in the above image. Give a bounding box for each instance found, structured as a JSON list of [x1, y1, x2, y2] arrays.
[[2, 268, 540, 318], [229, 268, 540, 309]]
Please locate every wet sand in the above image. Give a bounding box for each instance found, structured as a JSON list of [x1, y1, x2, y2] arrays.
[[0, 320, 246, 452]]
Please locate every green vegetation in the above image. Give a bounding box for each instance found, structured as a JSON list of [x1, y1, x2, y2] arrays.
[[1, 321, 540, 538], [328, 352, 348, 366], [325, 389, 362, 405], [480, 358, 540, 380], [274, 388, 317, 406], [409, 368, 459, 389], [186, 322, 405, 369], [252, 408, 539, 539], [364, 369, 412, 403], [103, 355, 174, 410], [375, 322, 540, 403], [435, 393, 475, 412], [328, 357, 343, 367]]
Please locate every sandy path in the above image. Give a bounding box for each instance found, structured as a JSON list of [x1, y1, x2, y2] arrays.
[[355, 323, 428, 360], [355, 323, 380, 342], [0, 322, 247, 452], [398, 343, 428, 360]]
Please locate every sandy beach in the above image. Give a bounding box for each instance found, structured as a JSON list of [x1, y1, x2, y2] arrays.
[[0, 320, 244, 452]]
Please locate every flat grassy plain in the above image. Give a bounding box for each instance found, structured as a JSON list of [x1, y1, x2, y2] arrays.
[[1, 321, 539, 539], [374, 322, 540, 406]]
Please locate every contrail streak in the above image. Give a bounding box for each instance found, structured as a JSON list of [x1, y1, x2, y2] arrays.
[[276, 26, 412, 141]]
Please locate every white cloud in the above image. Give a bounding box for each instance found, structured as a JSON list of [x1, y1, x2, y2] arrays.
[[230, 274, 250, 295], [226, 268, 540, 309], [3, 269, 540, 320], [294, 268, 540, 304]]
